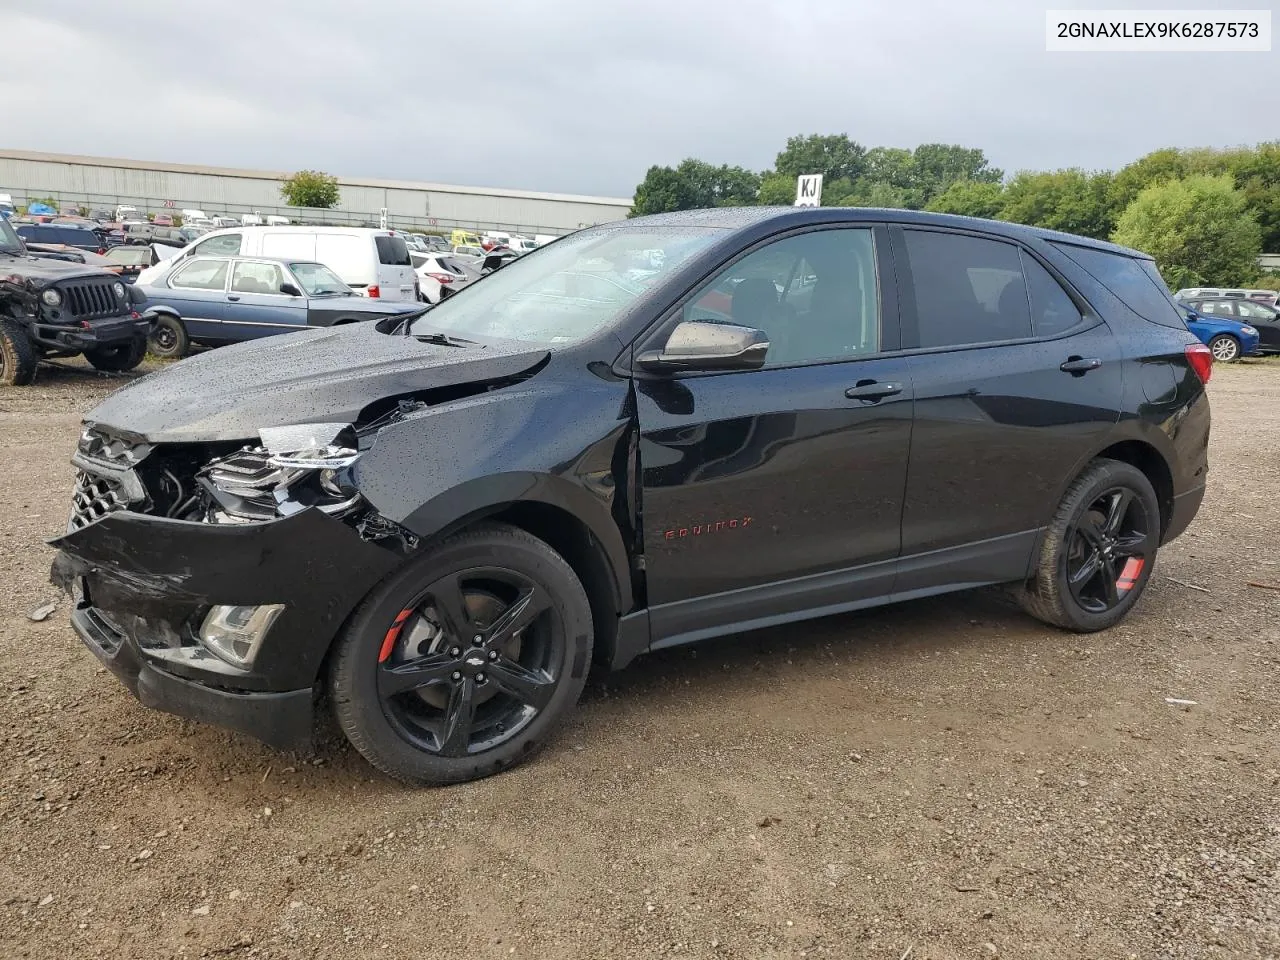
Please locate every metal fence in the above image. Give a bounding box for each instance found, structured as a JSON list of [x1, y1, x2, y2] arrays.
[[1, 188, 573, 238]]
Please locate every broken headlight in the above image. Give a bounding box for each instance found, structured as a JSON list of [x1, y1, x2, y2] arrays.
[[199, 423, 363, 523]]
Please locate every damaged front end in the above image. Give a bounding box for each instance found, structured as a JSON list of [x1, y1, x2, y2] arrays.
[[50, 421, 418, 751]]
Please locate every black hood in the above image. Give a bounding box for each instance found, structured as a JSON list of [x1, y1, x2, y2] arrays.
[[1, 252, 113, 285], [84, 322, 549, 444]]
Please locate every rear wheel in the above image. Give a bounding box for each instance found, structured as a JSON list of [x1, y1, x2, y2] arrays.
[[1208, 334, 1240, 362], [329, 523, 592, 786], [0, 318, 38, 386], [85, 336, 147, 372], [148, 315, 189, 359], [1017, 458, 1160, 632]]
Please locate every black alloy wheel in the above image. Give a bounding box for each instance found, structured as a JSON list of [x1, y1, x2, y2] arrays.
[[1063, 486, 1153, 614], [1018, 458, 1160, 631], [330, 523, 592, 785], [377, 568, 561, 757]]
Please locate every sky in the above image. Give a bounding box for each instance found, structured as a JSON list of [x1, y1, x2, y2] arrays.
[[4, 0, 1276, 199]]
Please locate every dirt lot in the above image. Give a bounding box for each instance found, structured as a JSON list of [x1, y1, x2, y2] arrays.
[[1, 358, 1278, 960]]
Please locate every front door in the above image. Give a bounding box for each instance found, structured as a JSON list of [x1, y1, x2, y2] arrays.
[[637, 225, 913, 641], [1233, 299, 1280, 352], [890, 226, 1124, 592], [222, 260, 308, 340], [162, 257, 230, 341]]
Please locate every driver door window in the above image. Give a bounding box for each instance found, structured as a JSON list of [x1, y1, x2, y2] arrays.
[[682, 228, 880, 367], [230, 261, 285, 295], [170, 259, 229, 291]]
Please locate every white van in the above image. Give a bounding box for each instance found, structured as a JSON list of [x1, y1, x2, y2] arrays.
[[136, 226, 419, 301], [181, 208, 207, 223]]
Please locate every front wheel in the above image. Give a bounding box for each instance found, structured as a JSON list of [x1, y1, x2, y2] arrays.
[[0, 318, 38, 386], [1017, 458, 1160, 632], [329, 523, 593, 785], [85, 336, 147, 372], [1208, 334, 1240, 362], [148, 315, 189, 359]]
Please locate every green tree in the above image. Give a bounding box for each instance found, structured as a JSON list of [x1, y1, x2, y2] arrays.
[[773, 134, 867, 184], [280, 170, 340, 208], [630, 159, 760, 215], [925, 179, 1006, 219], [756, 173, 796, 206], [1228, 141, 1280, 252], [1111, 175, 1261, 289], [999, 169, 1116, 239], [1108, 148, 1188, 214], [909, 144, 1002, 206]]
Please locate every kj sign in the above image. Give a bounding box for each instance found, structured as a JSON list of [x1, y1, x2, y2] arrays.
[[794, 174, 823, 207]]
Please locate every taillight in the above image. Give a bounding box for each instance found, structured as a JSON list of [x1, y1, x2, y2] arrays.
[[1185, 343, 1213, 384], [427, 272, 453, 284], [367, 285, 380, 298]]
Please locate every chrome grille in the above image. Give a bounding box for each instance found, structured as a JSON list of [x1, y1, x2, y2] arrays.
[[62, 280, 124, 319], [68, 470, 129, 531]]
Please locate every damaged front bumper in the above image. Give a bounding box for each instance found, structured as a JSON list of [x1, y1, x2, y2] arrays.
[[49, 508, 400, 751]]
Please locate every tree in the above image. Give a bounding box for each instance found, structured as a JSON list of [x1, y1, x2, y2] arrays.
[[773, 134, 867, 184], [1111, 175, 1261, 289], [909, 144, 1002, 206], [999, 169, 1116, 239], [280, 170, 340, 208], [925, 179, 1006, 219], [1108, 148, 1188, 214], [756, 173, 796, 206], [1228, 141, 1280, 252], [630, 159, 760, 215]]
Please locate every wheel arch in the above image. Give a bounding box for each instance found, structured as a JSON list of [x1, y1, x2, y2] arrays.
[[1077, 438, 1176, 539]]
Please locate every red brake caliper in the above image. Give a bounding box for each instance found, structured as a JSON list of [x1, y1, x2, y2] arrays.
[[378, 608, 415, 663], [1116, 557, 1145, 594]]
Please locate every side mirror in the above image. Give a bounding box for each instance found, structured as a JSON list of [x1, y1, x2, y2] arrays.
[[280, 283, 302, 297], [637, 320, 769, 373]]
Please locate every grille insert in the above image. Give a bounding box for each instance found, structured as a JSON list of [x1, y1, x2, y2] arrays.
[[68, 470, 129, 531]]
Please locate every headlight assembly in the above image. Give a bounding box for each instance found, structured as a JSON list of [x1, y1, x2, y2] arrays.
[[113, 281, 126, 299], [41, 289, 62, 307]]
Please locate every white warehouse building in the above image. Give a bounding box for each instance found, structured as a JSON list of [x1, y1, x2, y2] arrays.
[[0, 149, 633, 236]]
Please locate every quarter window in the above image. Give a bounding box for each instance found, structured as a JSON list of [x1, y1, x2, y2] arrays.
[[682, 228, 880, 367], [193, 233, 242, 257], [230, 261, 285, 295], [170, 259, 229, 291], [1053, 244, 1186, 328], [904, 230, 1032, 347]]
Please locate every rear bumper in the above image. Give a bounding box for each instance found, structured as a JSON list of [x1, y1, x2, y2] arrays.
[[1163, 484, 1205, 545]]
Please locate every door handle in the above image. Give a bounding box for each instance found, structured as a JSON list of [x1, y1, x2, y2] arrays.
[[227, 295, 241, 301], [845, 380, 904, 401], [1060, 356, 1102, 374]]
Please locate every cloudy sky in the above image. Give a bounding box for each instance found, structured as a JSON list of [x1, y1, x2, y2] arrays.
[[5, 0, 1275, 198]]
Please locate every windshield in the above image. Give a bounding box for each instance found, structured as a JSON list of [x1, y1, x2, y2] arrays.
[[290, 261, 352, 296], [0, 217, 23, 255], [105, 247, 151, 265], [410, 225, 721, 344]]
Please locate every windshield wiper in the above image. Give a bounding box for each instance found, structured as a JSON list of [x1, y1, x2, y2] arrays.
[[413, 331, 475, 347]]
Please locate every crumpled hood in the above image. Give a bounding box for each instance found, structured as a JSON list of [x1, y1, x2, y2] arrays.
[[1, 253, 111, 285], [84, 322, 550, 443]]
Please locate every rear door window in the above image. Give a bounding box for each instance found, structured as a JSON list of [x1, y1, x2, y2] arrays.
[[375, 235, 412, 266], [170, 259, 229, 291], [230, 261, 285, 295], [1053, 243, 1186, 328], [903, 230, 1033, 347], [1021, 252, 1082, 336]]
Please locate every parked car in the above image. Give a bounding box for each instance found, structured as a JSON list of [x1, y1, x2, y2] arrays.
[[137, 255, 422, 358], [209, 216, 238, 229], [0, 193, 15, 219], [410, 252, 476, 303], [0, 216, 149, 385], [1179, 297, 1276, 357], [451, 244, 485, 261], [153, 214, 174, 227], [115, 205, 145, 224], [14, 222, 108, 254], [137, 226, 419, 301], [1174, 287, 1277, 305], [49, 207, 1211, 786]]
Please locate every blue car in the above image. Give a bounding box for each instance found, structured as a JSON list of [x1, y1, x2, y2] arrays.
[[1177, 302, 1260, 363], [139, 255, 422, 359]]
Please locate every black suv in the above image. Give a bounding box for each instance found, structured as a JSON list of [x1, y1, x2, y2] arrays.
[[50, 208, 1211, 785], [1, 217, 150, 385]]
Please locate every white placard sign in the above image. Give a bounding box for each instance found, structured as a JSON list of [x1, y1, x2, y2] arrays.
[[794, 174, 823, 207]]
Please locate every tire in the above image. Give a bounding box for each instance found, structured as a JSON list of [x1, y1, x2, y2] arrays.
[[85, 336, 147, 372], [1017, 458, 1160, 632], [148, 315, 189, 359], [1208, 334, 1240, 362], [329, 523, 593, 786], [0, 318, 38, 386]]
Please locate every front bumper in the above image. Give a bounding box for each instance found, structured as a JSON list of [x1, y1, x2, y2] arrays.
[[50, 507, 401, 751], [32, 315, 150, 351]]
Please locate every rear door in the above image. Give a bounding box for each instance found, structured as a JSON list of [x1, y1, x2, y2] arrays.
[[891, 226, 1123, 591], [160, 258, 230, 341], [638, 224, 914, 638], [221, 260, 308, 340], [1233, 299, 1280, 352], [374, 234, 417, 301]]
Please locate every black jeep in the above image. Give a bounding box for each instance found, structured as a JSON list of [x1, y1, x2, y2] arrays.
[[0, 216, 150, 385]]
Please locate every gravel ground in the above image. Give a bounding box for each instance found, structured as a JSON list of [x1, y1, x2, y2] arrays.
[[1, 357, 1278, 960]]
